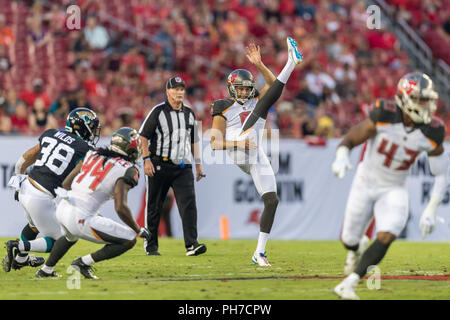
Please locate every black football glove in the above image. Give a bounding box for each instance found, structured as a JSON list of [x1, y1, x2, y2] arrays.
[[138, 227, 151, 242], [14, 190, 19, 202]]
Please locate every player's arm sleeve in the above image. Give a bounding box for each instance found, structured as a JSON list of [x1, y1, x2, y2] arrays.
[[119, 166, 140, 188], [428, 153, 449, 200], [139, 107, 159, 140]]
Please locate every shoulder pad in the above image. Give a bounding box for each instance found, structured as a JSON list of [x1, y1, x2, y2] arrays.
[[369, 99, 402, 125], [210, 99, 234, 119], [420, 117, 446, 148], [121, 166, 139, 188]]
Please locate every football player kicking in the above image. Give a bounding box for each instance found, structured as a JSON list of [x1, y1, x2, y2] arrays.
[[36, 127, 151, 279], [3, 108, 100, 272], [331, 72, 449, 300], [210, 37, 303, 266]]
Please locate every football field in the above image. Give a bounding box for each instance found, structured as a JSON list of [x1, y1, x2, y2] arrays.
[[0, 238, 449, 300]]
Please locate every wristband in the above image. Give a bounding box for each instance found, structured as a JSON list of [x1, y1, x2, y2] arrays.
[[143, 155, 151, 161]]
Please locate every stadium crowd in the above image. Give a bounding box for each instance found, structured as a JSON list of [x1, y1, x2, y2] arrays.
[[0, 0, 449, 140]]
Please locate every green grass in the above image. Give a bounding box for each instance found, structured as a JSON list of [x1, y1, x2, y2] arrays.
[[0, 238, 449, 300]]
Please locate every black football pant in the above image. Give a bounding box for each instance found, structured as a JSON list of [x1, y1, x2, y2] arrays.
[[145, 159, 198, 251]]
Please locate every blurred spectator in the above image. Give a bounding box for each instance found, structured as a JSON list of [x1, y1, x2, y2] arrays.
[[305, 63, 340, 105], [43, 2, 66, 36], [315, 115, 335, 138], [0, 14, 15, 46], [49, 93, 70, 127], [27, 14, 52, 47], [10, 101, 30, 134], [84, 15, 110, 50], [28, 97, 57, 134], [0, 45, 12, 72], [19, 78, 51, 108], [3, 89, 23, 115]]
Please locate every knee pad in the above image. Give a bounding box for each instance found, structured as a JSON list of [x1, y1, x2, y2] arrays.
[[21, 224, 39, 242]]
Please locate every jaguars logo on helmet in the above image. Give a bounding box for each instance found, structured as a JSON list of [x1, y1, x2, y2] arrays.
[[227, 69, 256, 104], [109, 127, 142, 163], [65, 108, 101, 144]]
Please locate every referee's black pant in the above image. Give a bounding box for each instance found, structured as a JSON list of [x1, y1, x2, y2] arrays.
[[145, 158, 199, 252]]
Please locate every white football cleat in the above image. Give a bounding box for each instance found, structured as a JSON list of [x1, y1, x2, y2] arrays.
[[334, 273, 360, 300], [286, 37, 303, 65], [344, 235, 370, 275], [252, 251, 271, 267]]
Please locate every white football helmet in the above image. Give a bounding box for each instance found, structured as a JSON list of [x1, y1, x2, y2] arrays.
[[395, 72, 438, 124]]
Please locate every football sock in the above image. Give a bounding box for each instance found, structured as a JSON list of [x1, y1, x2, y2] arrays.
[[240, 80, 285, 134], [15, 254, 29, 264], [277, 58, 296, 84], [41, 265, 54, 274], [256, 232, 270, 254], [16, 224, 39, 259], [260, 192, 279, 233], [81, 254, 95, 266], [354, 239, 391, 278], [91, 242, 135, 263], [18, 237, 55, 253], [45, 237, 77, 267]]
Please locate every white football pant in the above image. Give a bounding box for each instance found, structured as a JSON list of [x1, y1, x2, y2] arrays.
[[56, 199, 136, 244], [341, 167, 409, 247], [18, 178, 63, 239]]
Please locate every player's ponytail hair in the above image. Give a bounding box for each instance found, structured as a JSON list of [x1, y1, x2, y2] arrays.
[[95, 147, 133, 166]]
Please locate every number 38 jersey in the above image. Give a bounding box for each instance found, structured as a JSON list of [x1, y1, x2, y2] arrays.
[[359, 99, 446, 187], [29, 129, 90, 196], [68, 150, 139, 215]]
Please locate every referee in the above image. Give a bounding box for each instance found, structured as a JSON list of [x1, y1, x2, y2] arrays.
[[139, 76, 206, 256]]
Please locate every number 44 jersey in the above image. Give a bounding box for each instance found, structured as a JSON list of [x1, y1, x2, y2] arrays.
[[29, 129, 90, 196], [359, 99, 446, 187], [68, 150, 139, 215]]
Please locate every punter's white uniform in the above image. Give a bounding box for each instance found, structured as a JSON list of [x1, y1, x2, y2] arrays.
[[56, 150, 139, 244], [211, 98, 276, 196], [342, 99, 446, 245]]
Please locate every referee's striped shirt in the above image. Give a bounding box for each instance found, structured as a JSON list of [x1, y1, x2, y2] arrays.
[[139, 101, 199, 164]]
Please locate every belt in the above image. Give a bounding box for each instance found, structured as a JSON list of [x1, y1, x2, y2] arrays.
[[151, 156, 174, 164], [151, 156, 192, 168], [28, 177, 53, 196]]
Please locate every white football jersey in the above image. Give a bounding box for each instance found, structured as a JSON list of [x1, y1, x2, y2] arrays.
[[358, 99, 445, 187], [68, 150, 139, 214], [211, 98, 261, 141]]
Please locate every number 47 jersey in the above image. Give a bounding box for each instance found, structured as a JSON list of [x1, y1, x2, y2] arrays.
[[68, 150, 139, 215], [359, 99, 446, 187]]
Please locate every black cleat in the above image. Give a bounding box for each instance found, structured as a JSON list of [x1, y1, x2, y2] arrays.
[[3, 240, 19, 272], [35, 268, 62, 278], [71, 258, 99, 279], [12, 255, 45, 270], [186, 243, 207, 256]]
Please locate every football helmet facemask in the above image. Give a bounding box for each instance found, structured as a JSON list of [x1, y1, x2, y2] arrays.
[[227, 69, 256, 104], [109, 127, 142, 163], [65, 108, 101, 144], [395, 72, 438, 124]]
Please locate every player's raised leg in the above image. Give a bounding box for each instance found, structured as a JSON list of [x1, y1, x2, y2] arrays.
[[240, 37, 303, 136]]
